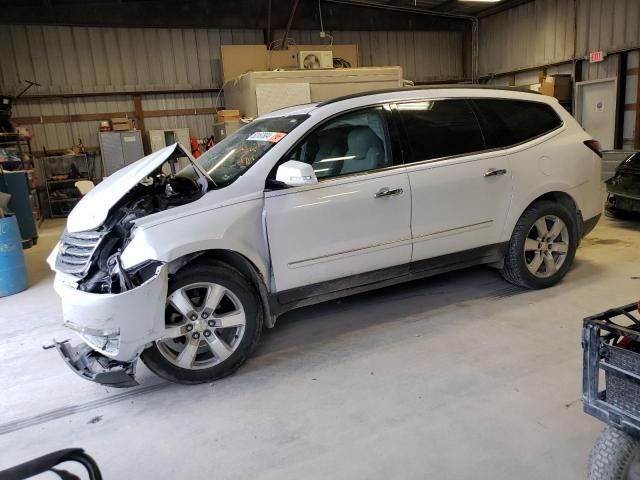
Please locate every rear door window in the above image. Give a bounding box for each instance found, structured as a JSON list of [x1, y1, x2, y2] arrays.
[[472, 99, 562, 149], [395, 99, 485, 163]]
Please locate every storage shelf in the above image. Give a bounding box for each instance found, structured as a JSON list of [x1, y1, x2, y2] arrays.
[[42, 153, 91, 218], [47, 178, 89, 185], [49, 198, 80, 204]]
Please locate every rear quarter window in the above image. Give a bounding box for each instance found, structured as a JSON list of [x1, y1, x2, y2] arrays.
[[472, 99, 562, 149]]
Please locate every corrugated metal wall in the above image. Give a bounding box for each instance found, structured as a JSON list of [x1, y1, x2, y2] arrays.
[[1, 25, 465, 154], [0, 24, 263, 152], [0, 25, 263, 94], [479, 0, 640, 77]]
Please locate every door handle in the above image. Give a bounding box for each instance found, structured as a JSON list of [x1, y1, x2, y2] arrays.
[[374, 187, 404, 198], [484, 168, 507, 178]]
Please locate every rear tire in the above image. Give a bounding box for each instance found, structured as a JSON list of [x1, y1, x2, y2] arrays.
[[500, 200, 578, 289], [588, 426, 640, 480], [141, 260, 263, 384]]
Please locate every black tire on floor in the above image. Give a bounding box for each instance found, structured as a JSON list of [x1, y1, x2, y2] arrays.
[[500, 200, 578, 289], [141, 260, 263, 384], [588, 426, 640, 480]]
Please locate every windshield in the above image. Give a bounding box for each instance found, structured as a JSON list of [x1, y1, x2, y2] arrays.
[[194, 115, 308, 186]]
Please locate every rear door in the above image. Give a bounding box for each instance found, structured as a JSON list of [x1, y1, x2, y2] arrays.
[[393, 99, 513, 269]]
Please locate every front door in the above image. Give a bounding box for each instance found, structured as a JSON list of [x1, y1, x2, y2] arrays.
[[264, 107, 412, 298]]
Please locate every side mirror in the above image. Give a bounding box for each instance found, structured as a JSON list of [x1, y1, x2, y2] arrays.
[[275, 160, 318, 187]]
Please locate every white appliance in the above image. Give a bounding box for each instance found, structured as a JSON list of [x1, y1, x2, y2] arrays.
[[149, 128, 190, 153], [223, 67, 404, 117], [298, 50, 333, 69]]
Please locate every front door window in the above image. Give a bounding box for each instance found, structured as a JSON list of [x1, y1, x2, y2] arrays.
[[287, 107, 393, 179]]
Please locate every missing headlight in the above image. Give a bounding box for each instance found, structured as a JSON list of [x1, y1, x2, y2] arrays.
[[126, 260, 164, 287]]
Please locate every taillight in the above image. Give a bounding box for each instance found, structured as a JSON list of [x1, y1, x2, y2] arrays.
[[584, 139, 603, 158]]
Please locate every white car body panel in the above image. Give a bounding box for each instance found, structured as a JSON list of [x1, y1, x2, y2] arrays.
[[54, 265, 168, 360], [265, 167, 412, 291], [406, 151, 512, 263], [48, 87, 603, 367], [120, 193, 269, 281]]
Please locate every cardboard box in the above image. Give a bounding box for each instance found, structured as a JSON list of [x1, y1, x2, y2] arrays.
[[216, 109, 241, 122], [220, 44, 359, 82], [539, 75, 572, 101], [111, 117, 132, 131], [112, 123, 131, 131]]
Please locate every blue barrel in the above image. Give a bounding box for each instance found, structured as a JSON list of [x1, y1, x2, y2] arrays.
[[0, 215, 29, 297]]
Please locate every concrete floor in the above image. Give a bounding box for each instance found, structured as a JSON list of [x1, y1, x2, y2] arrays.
[[1, 216, 640, 479]]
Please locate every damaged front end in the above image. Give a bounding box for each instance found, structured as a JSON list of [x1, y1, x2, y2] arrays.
[[56, 145, 212, 295], [51, 145, 212, 385]]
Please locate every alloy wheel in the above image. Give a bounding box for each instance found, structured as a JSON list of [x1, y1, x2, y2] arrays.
[[523, 215, 570, 279], [157, 282, 246, 370]]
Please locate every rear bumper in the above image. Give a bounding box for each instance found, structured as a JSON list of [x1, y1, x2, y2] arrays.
[[606, 192, 640, 213], [53, 265, 168, 362]]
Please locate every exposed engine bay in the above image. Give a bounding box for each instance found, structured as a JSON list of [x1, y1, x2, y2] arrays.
[[64, 152, 212, 294]]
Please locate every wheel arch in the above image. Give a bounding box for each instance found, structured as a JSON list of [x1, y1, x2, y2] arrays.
[[503, 189, 582, 244], [169, 249, 277, 328]]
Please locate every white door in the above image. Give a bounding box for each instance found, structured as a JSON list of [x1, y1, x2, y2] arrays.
[[406, 156, 512, 264], [394, 99, 513, 266], [265, 107, 412, 294], [576, 78, 617, 150]]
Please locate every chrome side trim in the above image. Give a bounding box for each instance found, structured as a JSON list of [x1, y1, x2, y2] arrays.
[[288, 237, 412, 268], [413, 220, 493, 242]]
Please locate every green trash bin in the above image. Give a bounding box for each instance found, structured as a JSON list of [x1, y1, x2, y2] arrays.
[[0, 215, 29, 297]]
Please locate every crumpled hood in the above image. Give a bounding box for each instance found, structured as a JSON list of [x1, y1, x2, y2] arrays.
[[66, 144, 191, 232]]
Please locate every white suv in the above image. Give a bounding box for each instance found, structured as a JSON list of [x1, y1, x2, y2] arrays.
[[48, 87, 602, 386]]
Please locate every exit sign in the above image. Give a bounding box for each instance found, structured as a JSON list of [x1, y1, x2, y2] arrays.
[[590, 51, 605, 63]]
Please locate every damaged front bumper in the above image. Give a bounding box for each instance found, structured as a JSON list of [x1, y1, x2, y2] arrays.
[[53, 264, 169, 363], [56, 340, 138, 388]]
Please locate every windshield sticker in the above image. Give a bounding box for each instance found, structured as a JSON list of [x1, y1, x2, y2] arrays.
[[247, 131, 287, 143]]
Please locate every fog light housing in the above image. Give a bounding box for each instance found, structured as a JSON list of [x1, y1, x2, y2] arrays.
[[64, 321, 121, 355]]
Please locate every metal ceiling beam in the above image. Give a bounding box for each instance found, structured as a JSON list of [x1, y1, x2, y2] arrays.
[[476, 0, 535, 18], [0, 0, 471, 30], [431, 0, 462, 13], [323, 0, 475, 20]]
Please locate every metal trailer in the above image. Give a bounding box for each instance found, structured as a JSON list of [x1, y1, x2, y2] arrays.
[[583, 303, 640, 479]]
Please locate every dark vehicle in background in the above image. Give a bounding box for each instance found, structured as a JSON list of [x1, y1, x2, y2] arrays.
[[583, 302, 640, 479], [606, 152, 640, 218]]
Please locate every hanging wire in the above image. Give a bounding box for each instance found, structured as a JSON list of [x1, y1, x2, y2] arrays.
[[472, 18, 479, 84], [317, 0, 334, 44]]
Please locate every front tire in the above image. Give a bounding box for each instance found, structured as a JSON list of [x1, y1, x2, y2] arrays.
[[501, 200, 578, 289], [588, 426, 640, 480], [141, 260, 263, 384]]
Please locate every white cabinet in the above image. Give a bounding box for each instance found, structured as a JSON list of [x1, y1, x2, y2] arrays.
[[224, 67, 404, 117]]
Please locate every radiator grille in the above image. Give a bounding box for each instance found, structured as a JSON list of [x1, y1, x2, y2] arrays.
[[55, 229, 105, 277]]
